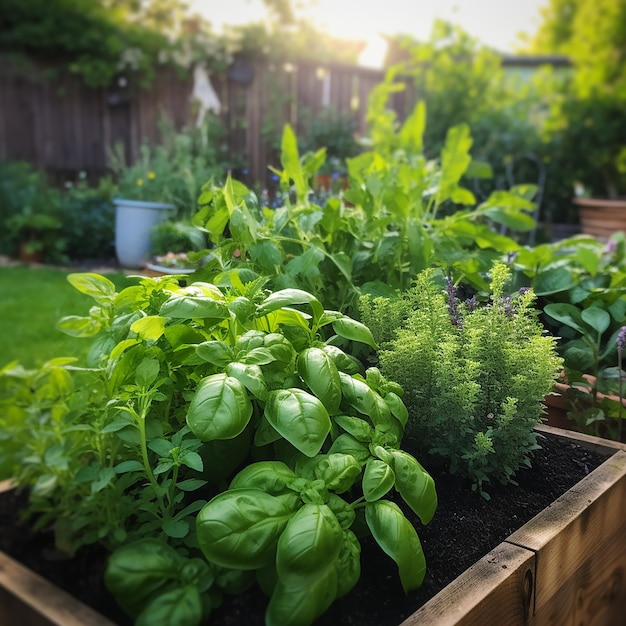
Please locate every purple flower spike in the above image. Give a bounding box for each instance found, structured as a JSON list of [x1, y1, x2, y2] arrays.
[[465, 295, 479, 311], [519, 287, 530, 295], [502, 296, 514, 317], [617, 326, 626, 352]]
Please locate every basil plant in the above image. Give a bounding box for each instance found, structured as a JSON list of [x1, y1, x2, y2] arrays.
[[51, 272, 437, 626]]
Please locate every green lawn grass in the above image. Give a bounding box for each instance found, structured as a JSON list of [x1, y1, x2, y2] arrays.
[[0, 267, 131, 369]]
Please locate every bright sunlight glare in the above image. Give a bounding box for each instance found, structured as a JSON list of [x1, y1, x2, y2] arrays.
[[190, 0, 549, 67]]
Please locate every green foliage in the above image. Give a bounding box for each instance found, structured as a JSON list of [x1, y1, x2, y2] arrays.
[[512, 232, 626, 438], [59, 174, 116, 260], [360, 263, 562, 496], [150, 221, 207, 257], [1, 271, 436, 625], [299, 107, 360, 174], [0, 161, 65, 262], [529, 0, 626, 98], [385, 22, 575, 227], [0, 0, 232, 87], [389, 21, 505, 155], [192, 91, 538, 313], [0, 162, 116, 262], [528, 0, 626, 201], [109, 115, 226, 219], [543, 92, 626, 198]]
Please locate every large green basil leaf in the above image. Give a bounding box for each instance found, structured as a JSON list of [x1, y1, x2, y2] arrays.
[[257, 288, 323, 322], [160, 295, 230, 319], [333, 415, 375, 442], [265, 569, 338, 626], [67, 272, 116, 302], [365, 500, 427, 592], [339, 373, 394, 429], [297, 347, 342, 413], [391, 450, 437, 525], [331, 318, 378, 349], [314, 453, 361, 493], [236, 330, 266, 351], [186, 374, 252, 441], [264, 333, 296, 363], [196, 341, 234, 367], [240, 347, 278, 365], [104, 538, 183, 616], [327, 433, 371, 464], [265, 388, 331, 457], [136, 586, 203, 626], [322, 345, 363, 375], [334, 529, 361, 598], [229, 461, 297, 494], [384, 392, 409, 428], [56, 314, 102, 337], [228, 296, 256, 322], [276, 503, 343, 585], [130, 316, 167, 342], [225, 362, 268, 400], [363, 458, 395, 502], [196, 489, 298, 569]]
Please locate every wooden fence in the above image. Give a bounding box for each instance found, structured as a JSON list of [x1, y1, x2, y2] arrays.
[[0, 57, 418, 187]]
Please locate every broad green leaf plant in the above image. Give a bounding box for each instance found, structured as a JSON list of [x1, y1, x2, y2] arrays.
[[0, 271, 437, 626], [359, 262, 563, 497], [511, 232, 626, 439], [191, 76, 538, 314]]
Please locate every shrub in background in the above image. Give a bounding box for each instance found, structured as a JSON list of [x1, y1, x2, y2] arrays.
[[360, 262, 563, 496]]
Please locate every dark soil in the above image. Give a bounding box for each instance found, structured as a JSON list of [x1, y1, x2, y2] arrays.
[[0, 432, 608, 626]]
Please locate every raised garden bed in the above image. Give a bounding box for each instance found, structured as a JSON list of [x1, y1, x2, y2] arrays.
[[1, 425, 626, 626]]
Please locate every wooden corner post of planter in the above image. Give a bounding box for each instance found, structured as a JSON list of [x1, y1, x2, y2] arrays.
[[402, 427, 626, 626]]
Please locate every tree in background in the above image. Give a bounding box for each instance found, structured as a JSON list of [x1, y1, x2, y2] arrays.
[[529, 0, 626, 97], [0, 0, 231, 87], [528, 0, 626, 200], [381, 20, 558, 225]]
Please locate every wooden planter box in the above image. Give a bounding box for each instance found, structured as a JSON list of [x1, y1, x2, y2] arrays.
[[2, 426, 626, 626]]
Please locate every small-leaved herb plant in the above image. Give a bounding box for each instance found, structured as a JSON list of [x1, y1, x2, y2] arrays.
[[359, 262, 562, 497], [0, 272, 437, 626]]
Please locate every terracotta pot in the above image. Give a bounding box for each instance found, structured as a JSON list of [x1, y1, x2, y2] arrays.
[[573, 197, 626, 240]]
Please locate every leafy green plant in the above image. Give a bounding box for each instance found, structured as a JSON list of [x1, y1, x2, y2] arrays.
[[59, 174, 115, 260], [0, 0, 233, 88], [512, 232, 626, 438], [299, 107, 360, 174], [192, 89, 539, 315], [150, 220, 207, 257], [1, 271, 436, 626], [6, 211, 66, 262], [109, 114, 226, 220], [359, 262, 562, 497]]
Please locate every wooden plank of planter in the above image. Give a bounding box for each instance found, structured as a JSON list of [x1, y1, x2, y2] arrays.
[[535, 423, 626, 456], [401, 541, 536, 626], [0, 551, 117, 626], [0, 479, 116, 626], [507, 449, 626, 624]]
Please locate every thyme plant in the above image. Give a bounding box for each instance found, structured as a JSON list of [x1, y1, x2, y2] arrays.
[[360, 262, 562, 496]]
